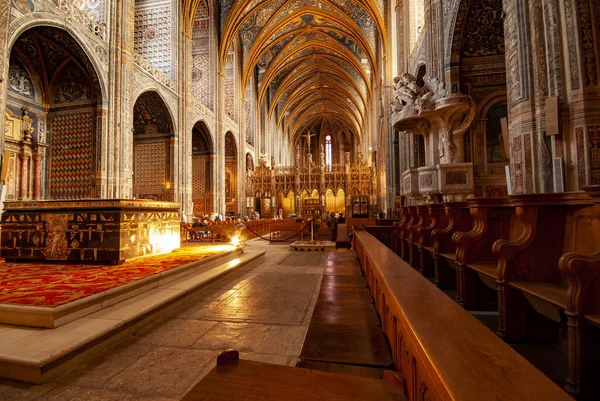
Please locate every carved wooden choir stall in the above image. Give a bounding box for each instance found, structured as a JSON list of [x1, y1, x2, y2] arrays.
[[363, 186, 600, 400]]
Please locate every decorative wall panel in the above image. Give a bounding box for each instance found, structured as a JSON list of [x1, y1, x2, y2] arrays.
[[192, 1, 213, 110], [512, 135, 523, 194], [50, 112, 95, 199], [134, 141, 167, 193], [225, 51, 235, 119], [588, 126, 600, 185], [134, 0, 177, 80], [564, 0, 580, 90], [245, 99, 253, 145], [555, 135, 564, 158], [576, 127, 586, 187], [192, 156, 206, 198], [577, 0, 598, 86], [460, 0, 505, 57], [524, 133, 533, 192]]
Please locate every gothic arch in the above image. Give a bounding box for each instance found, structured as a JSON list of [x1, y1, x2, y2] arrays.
[[476, 92, 508, 119], [7, 18, 108, 103], [190, 118, 216, 152], [5, 25, 103, 200], [132, 87, 178, 133], [246, 152, 254, 171], [132, 91, 175, 201]]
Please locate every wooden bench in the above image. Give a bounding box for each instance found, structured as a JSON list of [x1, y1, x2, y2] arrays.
[[431, 202, 473, 291], [416, 204, 447, 278], [180, 350, 407, 401], [452, 197, 512, 310], [354, 230, 573, 401]]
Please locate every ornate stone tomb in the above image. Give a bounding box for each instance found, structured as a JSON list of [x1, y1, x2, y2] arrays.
[[0, 200, 180, 264]]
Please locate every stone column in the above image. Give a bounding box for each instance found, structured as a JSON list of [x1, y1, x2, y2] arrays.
[[33, 152, 43, 200], [0, 0, 10, 159], [19, 153, 30, 200]]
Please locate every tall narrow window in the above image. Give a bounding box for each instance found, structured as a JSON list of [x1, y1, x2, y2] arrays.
[[325, 135, 332, 167]]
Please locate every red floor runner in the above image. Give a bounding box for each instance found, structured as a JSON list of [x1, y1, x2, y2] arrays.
[[0, 245, 227, 307]]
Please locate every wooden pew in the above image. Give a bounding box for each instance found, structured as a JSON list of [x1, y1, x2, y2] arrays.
[[560, 249, 600, 400], [399, 206, 418, 262], [391, 207, 409, 255], [453, 197, 512, 310], [431, 202, 473, 291], [416, 203, 446, 278], [365, 225, 395, 249], [492, 188, 599, 399], [354, 230, 573, 401], [181, 350, 407, 401], [406, 205, 429, 270]]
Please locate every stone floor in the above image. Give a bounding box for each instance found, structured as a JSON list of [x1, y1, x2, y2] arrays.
[[0, 241, 326, 401]]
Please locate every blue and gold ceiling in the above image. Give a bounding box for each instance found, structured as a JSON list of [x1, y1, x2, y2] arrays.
[[188, 0, 386, 144]]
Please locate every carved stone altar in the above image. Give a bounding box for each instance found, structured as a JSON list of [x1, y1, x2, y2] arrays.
[[0, 199, 180, 264]]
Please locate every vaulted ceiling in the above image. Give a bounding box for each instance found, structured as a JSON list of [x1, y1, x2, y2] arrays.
[[203, 0, 386, 145]]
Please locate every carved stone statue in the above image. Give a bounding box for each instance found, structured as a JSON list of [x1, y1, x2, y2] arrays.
[[21, 106, 34, 142], [320, 144, 325, 166], [390, 73, 421, 120], [390, 74, 449, 119], [438, 127, 457, 164], [416, 76, 448, 113]]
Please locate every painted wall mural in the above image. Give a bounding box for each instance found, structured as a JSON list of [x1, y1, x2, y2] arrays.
[[8, 56, 34, 99], [11, 0, 34, 14], [53, 64, 92, 104], [133, 91, 174, 136]]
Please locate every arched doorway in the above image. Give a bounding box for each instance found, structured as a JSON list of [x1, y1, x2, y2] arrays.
[[192, 121, 214, 216], [4, 26, 102, 200], [132, 91, 174, 201], [225, 132, 237, 215]]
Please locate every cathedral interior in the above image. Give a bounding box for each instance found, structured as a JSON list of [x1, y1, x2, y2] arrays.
[[0, 0, 600, 399]]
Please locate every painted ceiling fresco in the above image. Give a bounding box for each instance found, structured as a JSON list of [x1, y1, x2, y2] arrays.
[[218, 0, 386, 143]]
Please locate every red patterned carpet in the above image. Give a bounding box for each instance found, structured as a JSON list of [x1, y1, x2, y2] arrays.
[[0, 245, 228, 307]]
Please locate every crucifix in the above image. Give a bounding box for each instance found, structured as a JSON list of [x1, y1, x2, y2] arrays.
[[302, 130, 316, 155]]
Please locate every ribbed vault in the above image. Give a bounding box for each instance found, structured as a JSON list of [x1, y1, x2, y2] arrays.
[[207, 0, 385, 146]]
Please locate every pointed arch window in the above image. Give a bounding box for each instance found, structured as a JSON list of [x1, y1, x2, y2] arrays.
[[325, 135, 333, 167]]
